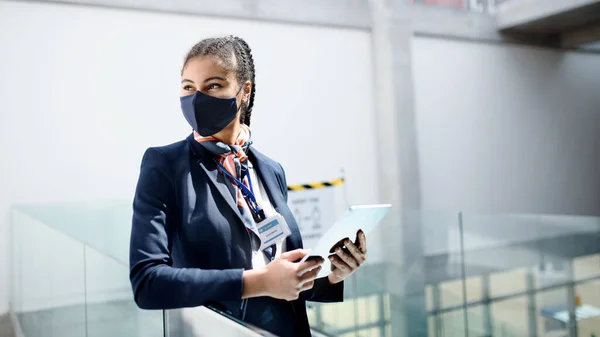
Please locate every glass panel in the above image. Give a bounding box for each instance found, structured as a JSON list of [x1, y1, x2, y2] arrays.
[[425, 285, 434, 311], [356, 295, 380, 327], [536, 288, 569, 337], [427, 316, 436, 337], [321, 299, 356, 331], [355, 327, 380, 337], [533, 214, 600, 289], [383, 293, 390, 321], [422, 210, 464, 311], [439, 310, 466, 336], [309, 211, 462, 336], [461, 213, 546, 284], [439, 280, 463, 308], [461, 212, 600, 336], [533, 262, 572, 290], [11, 203, 165, 337], [464, 276, 482, 303], [84, 246, 162, 337], [492, 322, 514, 337], [385, 323, 392, 337], [14, 200, 132, 262], [422, 211, 464, 336], [574, 253, 600, 281], [420, 211, 464, 337], [306, 304, 318, 328], [489, 267, 527, 298], [10, 210, 23, 317], [465, 305, 485, 336], [575, 280, 600, 337], [318, 273, 366, 334], [11, 208, 86, 337], [490, 297, 528, 336]]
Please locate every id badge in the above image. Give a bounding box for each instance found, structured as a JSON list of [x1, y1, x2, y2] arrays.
[[257, 213, 291, 251]]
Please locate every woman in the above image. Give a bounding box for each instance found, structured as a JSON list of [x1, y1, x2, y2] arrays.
[[129, 36, 367, 336]]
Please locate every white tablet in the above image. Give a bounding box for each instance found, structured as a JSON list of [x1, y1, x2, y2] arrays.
[[299, 204, 392, 263]]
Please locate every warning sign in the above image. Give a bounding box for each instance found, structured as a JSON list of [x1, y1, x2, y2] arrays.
[[288, 187, 336, 250]]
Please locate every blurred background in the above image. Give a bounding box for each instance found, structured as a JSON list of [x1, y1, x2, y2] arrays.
[[1, 0, 600, 336]]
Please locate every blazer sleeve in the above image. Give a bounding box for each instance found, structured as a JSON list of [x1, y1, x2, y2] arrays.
[[275, 162, 344, 303], [129, 148, 244, 310]]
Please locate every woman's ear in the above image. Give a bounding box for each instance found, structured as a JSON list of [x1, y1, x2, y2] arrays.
[[243, 80, 252, 103]]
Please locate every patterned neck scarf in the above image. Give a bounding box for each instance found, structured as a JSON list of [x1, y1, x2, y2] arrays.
[[195, 125, 256, 228], [195, 125, 277, 261]]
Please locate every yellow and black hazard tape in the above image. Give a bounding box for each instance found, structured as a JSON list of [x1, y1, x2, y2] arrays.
[[287, 178, 345, 191]]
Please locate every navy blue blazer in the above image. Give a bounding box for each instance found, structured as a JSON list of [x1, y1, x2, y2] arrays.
[[130, 134, 343, 336]]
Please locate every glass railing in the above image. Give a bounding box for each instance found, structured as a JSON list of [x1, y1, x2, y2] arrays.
[[9, 201, 600, 336], [9, 201, 277, 337], [460, 213, 600, 337], [303, 210, 600, 336], [10, 201, 163, 337]]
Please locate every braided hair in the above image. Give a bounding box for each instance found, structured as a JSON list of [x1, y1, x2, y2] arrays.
[[182, 36, 256, 126]]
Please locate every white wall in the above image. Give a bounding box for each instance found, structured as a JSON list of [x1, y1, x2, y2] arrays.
[[0, 0, 377, 314], [413, 36, 600, 216]]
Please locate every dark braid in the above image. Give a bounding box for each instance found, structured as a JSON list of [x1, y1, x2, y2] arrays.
[[182, 36, 256, 126], [233, 37, 256, 126]]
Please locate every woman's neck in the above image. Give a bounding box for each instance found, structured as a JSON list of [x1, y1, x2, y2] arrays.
[[213, 121, 241, 145]]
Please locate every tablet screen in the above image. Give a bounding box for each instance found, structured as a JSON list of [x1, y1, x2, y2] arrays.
[[299, 204, 391, 269]]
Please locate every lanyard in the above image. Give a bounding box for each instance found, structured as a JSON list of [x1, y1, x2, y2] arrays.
[[216, 161, 265, 221]]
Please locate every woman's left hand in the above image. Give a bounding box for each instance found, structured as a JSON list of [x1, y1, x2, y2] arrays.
[[327, 230, 367, 285]]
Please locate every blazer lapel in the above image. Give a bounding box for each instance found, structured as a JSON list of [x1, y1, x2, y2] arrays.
[[248, 147, 283, 212], [199, 160, 247, 223], [249, 147, 304, 250], [187, 135, 247, 228]]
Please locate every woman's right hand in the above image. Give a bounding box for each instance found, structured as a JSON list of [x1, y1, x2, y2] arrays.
[[242, 249, 324, 301], [262, 249, 324, 301]]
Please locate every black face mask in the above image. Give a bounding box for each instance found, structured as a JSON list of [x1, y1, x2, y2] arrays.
[[180, 87, 243, 136]]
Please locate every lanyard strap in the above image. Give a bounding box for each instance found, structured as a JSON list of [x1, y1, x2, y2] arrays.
[[216, 161, 265, 220], [216, 161, 256, 201]]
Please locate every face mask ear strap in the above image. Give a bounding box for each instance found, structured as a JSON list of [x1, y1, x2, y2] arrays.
[[235, 83, 245, 97]]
